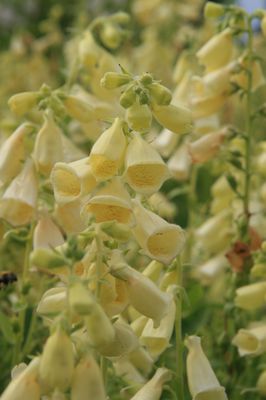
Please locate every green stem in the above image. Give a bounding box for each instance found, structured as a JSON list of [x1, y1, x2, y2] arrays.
[[175, 257, 185, 400]]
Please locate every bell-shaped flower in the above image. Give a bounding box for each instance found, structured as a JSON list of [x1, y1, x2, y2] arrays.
[[71, 353, 106, 400], [33, 111, 64, 175], [113, 358, 146, 384], [8, 91, 39, 116], [1, 358, 40, 400], [130, 368, 172, 400], [234, 282, 266, 310], [68, 281, 96, 315], [89, 117, 127, 181], [63, 95, 95, 123], [232, 323, 266, 356], [0, 159, 37, 226], [110, 256, 172, 326], [188, 128, 229, 163], [185, 335, 228, 400], [51, 158, 97, 204], [168, 143, 191, 181], [126, 102, 152, 132], [152, 103, 193, 135], [257, 370, 266, 396], [202, 61, 238, 95], [124, 134, 169, 194], [98, 319, 139, 357], [82, 177, 133, 224], [37, 287, 67, 316], [55, 200, 87, 234], [172, 71, 192, 106], [196, 28, 233, 72], [132, 200, 186, 264], [153, 128, 179, 158], [195, 253, 228, 285], [61, 134, 86, 163], [33, 215, 64, 250], [0, 123, 33, 185], [173, 51, 192, 84], [191, 92, 228, 119], [78, 30, 102, 68], [148, 192, 176, 220], [129, 346, 154, 376], [39, 326, 74, 392], [210, 175, 235, 214], [140, 297, 176, 358]]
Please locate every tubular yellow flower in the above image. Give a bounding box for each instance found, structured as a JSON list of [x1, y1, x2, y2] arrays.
[[0, 160, 37, 226], [153, 128, 179, 158], [152, 103, 193, 135], [37, 287, 67, 316], [232, 324, 266, 357], [55, 200, 87, 234], [191, 92, 228, 119], [188, 128, 229, 164], [185, 335, 228, 400], [68, 281, 95, 315], [124, 134, 169, 194], [257, 371, 266, 396], [113, 359, 146, 384], [148, 192, 176, 220], [89, 117, 126, 181], [61, 134, 86, 163], [126, 102, 152, 132], [33, 111, 64, 175], [234, 282, 266, 310], [30, 248, 67, 271], [203, 61, 237, 95], [130, 315, 149, 337], [129, 347, 154, 376], [130, 368, 172, 400], [0, 123, 33, 185], [71, 353, 106, 400], [78, 30, 102, 68], [51, 158, 97, 204], [195, 253, 228, 285], [173, 51, 192, 84], [110, 259, 172, 326], [63, 95, 95, 123], [132, 200, 186, 264], [39, 326, 75, 392], [142, 260, 164, 283], [33, 216, 64, 250], [140, 298, 176, 358], [1, 358, 40, 400], [196, 28, 233, 72], [172, 71, 192, 106], [82, 177, 133, 224], [8, 91, 39, 116], [167, 143, 191, 181]]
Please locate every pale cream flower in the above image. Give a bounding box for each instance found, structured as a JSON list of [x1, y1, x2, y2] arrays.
[[78, 30, 102, 68], [167, 143, 191, 181], [185, 335, 228, 400], [71, 353, 106, 400], [37, 287, 67, 316], [235, 282, 266, 310], [233, 323, 266, 356], [55, 200, 87, 234], [51, 158, 97, 204], [152, 103, 193, 135], [89, 117, 126, 181], [191, 92, 228, 119], [128, 346, 154, 376], [8, 91, 39, 116], [257, 370, 266, 396], [63, 95, 95, 122], [0, 159, 38, 226], [130, 368, 172, 400], [33, 215, 64, 250], [0, 123, 34, 185], [125, 134, 169, 194], [132, 200, 186, 264], [195, 253, 228, 285], [113, 358, 146, 384], [152, 128, 179, 158], [188, 128, 229, 163]]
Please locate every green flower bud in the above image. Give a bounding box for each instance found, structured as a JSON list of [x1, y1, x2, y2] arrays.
[[68, 282, 95, 315], [30, 248, 67, 270], [140, 73, 153, 86], [99, 22, 122, 50], [100, 72, 131, 89], [149, 83, 172, 106], [126, 102, 152, 132], [204, 2, 225, 18], [120, 85, 137, 108], [100, 221, 132, 241], [8, 92, 39, 116]]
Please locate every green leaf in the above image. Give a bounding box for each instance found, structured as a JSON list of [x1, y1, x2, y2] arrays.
[[0, 310, 15, 344]]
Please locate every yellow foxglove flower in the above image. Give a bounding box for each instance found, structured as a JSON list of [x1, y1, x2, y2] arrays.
[[251, 263, 266, 279], [51, 158, 97, 204], [83, 177, 133, 224], [30, 248, 67, 272], [71, 353, 106, 400], [152, 103, 193, 135], [129, 346, 154, 376], [130, 315, 149, 337], [8, 91, 39, 116], [210, 175, 235, 214], [61, 134, 86, 163], [84, 300, 115, 348], [1, 358, 40, 400], [173, 51, 192, 84], [203, 61, 237, 95], [68, 281, 95, 315], [100, 220, 132, 241], [39, 326, 74, 391], [37, 287, 67, 316], [132, 200, 186, 264], [167, 143, 191, 181], [0, 160, 37, 226], [195, 253, 228, 285], [33, 111, 64, 175], [78, 31, 102, 68], [0, 123, 33, 185], [232, 58, 265, 92], [33, 215, 64, 250], [148, 192, 176, 220], [130, 368, 172, 400], [63, 95, 95, 123], [98, 320, 139, 357], [153, 128, 178, 158], [232, 323, 266, 356], [172, 71, 192, 106], [196, 28, 233, 72], [185, 336, 228, 400], [257, 370, 266, 396], [142, 260, 164, 283], [126, 102, 152, 132], [160, 270, 178, 291], [89, 117, 126, 181], [235, 282, 266, 310], [262, 16, 266, 36], [191, 92, 228, 119], [188, 128, 229, 163], [124, 134, 169, 194], [194, 114, 220, 135], [140, 298, 176, 358], [55, 200, 87, 234], [114, 358, 146, 384], [110, 259, 172, 326]]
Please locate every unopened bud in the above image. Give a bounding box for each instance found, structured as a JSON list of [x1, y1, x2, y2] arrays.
[[30, 248, 67, 270], [204, 2, 225, 18], [120, 85, 137, 108], [63, 95, 95, 123], [99, 22, 122, 50], [126, 102, 152, 132], [101, 72, 131, 89], [100, 221, 132, 241], [149, 83, 172, 106], [8, 91, 39, 116]]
